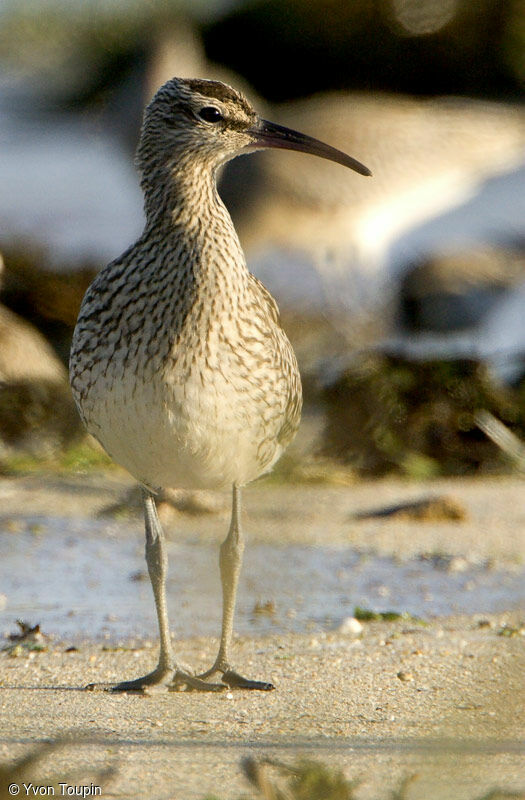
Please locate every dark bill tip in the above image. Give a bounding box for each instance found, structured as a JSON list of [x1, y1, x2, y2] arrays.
[[249, 118, 372, 177]]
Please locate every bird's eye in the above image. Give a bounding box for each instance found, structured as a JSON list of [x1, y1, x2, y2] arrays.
[[198, 106, 223, 123]]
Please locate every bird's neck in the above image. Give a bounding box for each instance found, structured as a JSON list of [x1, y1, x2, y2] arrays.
[[141, 160, 249, 298], [143, 159, 227, 228]]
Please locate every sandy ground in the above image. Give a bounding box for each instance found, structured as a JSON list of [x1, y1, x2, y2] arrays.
[[0, 472, 524, 799]]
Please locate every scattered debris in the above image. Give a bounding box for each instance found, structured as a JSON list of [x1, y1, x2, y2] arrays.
[[241, 757, 361, 800], [476, 619, 492, 629], [130, 569, 148, 582], [252, 600, 277, 617], [3, 620, 49, 655], [206, 757, 525, 800], [338, 617, 363, 636], [7, 620, 43, 642], [420, 553, 471, 572], [353, 607, 424, 624], [353, 495, 467, 522], [496, 624, 525, 638]]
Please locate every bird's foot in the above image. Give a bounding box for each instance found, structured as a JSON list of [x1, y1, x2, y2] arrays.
[[222, 669, 275, 691], [85, 664, 226, 694], [199, 663, 275, 691], [169, 670, 227, 692], [85, 664, 175, 694]]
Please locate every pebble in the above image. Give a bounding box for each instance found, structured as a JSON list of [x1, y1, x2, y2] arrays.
[[448, 556, 470, 573], [338, 617, 364, 636]]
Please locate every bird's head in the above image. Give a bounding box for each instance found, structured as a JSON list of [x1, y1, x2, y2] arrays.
[[136, 77, 371, 180]]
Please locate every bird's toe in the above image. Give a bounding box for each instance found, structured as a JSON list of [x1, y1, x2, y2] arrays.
[[221, 669, 275, 691], [84, 665, 176, 694], [170, 670, 228, 692], [197, 664, 275, 691]]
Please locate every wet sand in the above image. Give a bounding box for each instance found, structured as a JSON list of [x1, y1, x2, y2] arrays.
[[0, 473, 524, 799]]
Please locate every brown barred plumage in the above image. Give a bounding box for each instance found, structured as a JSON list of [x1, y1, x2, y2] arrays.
[[69, 77, 369, 693]]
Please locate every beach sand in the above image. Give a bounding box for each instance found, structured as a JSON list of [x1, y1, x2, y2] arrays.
[[0, 473, 524, 799]]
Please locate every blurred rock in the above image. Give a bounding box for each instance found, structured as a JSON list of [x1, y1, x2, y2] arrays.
[[0, 246, 95, 365], [0, 295, 82, 460], [399, 245, 525, 332], [321, 354, 525, 476], [482, 278, 525, 385], [352, 495, 468, 521], [338, 616, 363, 635]]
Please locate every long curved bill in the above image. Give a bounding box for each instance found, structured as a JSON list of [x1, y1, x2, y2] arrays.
[[249, 118, 372, 177]]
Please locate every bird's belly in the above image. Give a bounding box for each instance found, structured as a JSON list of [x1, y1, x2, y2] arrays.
[[82, 365, 284, 491]]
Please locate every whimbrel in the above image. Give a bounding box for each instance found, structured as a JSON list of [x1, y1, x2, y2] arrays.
[[69, 77, 370, 692]]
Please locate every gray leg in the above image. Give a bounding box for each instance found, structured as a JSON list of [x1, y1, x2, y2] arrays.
[[88, 488, 225, 693], [109, 489, 174, 691], [145, 489, 172, 670], [200, 484, 274, 691]]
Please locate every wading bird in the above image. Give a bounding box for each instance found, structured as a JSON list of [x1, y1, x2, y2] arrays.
[[70, 77, 370, 692]]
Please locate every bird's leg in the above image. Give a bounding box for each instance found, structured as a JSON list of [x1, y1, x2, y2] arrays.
[[198, 485, 274, 691], [88, 489, 225, 693]]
